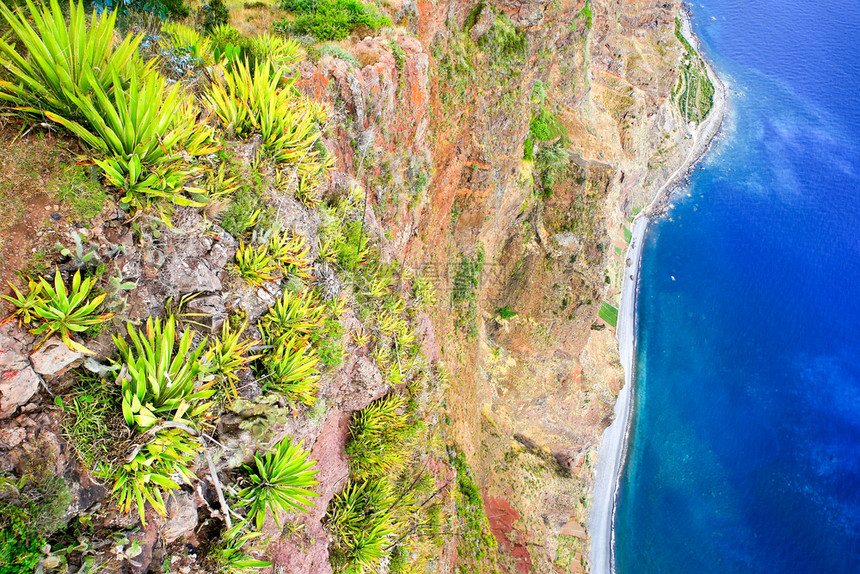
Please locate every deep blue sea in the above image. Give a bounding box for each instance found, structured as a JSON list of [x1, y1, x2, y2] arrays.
[[615, 1, 860, 572]]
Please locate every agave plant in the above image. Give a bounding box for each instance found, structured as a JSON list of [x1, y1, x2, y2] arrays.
[[346, 394, 412, 481], [114, 316, 214, 431], [327, 479, 395, 572], [159, 22, 214, 66], [411, 271, 437, 308], [236, 437, 320, 531], [211, 530, 272, 573], [111, 426, 198, 525], [259, 289, 327, 344], [0, 0, 148, 121], [207, 321, 262, 402], [45, 69, 216, 213], [233, 242, 278, 287], [14, 268, 114, 355], [0, 277, 44, 326], [261, 336, 320, 405], [249, 33, 305, 69], [204, 60, 318, 163], [268, 231, 312, 279]]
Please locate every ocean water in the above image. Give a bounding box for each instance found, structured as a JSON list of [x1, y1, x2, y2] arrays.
[[614, 1, 860, 572]]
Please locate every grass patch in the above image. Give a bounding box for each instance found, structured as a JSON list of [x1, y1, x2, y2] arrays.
[[278, 0, 390, 40], [219, 172, 274, 239], [599, 302, 618, 327], [54, 164, 108, 220], [577, 0, 593, 29], [449, 447, 498, 569], [623, 225, 632, 243], [60, 372, 126, 472]]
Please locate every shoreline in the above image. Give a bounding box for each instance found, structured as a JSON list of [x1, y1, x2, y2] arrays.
[[587, 7, 728, 574]]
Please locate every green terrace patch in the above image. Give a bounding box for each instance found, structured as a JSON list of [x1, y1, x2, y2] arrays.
[[599, 301, 619, 327], [673, 17, 715, 123]]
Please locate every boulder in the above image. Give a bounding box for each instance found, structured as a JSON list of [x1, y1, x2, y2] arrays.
[[165, 258, 222, 294], [29, 338, 85, 375], [186, 295, 227, 332], [0, 366, 39, 419], [162, 491, 198, 544]]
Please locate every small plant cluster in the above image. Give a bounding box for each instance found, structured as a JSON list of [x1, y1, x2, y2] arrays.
[[0, 466, 71, 572], [523, 82, 571, 196], [449, 448, 499, 569], [0, 0, 333, 224], [233, 230, 312, 287], [313, 187, 451, 572], [277, 0, 391, 41], [59, 311, 321, 566], [451, 247, 485, 337], [0, 268, 114, 355], [257, 288, 331, 405]]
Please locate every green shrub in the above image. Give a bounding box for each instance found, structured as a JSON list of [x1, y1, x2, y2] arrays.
[[478, 13, 527, 61], [199, 0, 230, 32], [279, 0, 391, 41], [315, 42, 362, 68], [530, 107, 566, 142], [92, 0, 190, 19], [523, 136, 535, 161]]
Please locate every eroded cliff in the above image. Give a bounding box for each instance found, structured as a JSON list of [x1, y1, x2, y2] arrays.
[[303, 1, 697, 571]]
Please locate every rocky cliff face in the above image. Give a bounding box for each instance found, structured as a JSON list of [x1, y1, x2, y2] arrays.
[[0, 1, 696, 571], [302, 0, 695, 571]]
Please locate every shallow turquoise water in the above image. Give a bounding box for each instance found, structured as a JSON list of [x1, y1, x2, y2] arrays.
[[615, 1, 860, 572]]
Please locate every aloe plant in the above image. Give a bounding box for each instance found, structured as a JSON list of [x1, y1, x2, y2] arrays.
[[236, 437, 320, 531], [18, 268, 114, 355], [249, 33, 305, 69], [111, 427, 198, 526], [268, 231, 312, 279], [0, 0, 148, 121], [114, 316, 214, 431], [261, 336, 320, 405], [45, 68, 216, 212], [204, 60, 318, 163], [259, 289, 327, 344], [233, 242, 278, 287], [207, 321, 262, 402]]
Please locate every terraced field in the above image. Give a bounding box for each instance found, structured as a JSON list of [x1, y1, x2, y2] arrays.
[[673, 18, 715, 123]]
